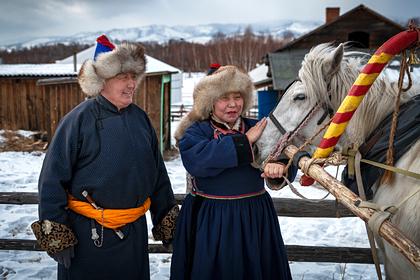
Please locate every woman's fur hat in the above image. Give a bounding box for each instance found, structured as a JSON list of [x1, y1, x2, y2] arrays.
[[78, 41, 146, 96], [174, 65, 254, 141]]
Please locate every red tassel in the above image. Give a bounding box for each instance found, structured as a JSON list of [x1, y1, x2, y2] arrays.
[[300, 175, 315, 186]]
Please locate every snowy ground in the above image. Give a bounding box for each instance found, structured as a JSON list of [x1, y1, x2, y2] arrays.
[[0, 72, 390, 279]]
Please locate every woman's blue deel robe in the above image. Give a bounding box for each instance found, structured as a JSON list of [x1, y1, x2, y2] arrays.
[[170, 118, 294, 280]]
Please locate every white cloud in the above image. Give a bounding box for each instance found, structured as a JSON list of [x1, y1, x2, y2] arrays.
[[0, 0, 418, 45]]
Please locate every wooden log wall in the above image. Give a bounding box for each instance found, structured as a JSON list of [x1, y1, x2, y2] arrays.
[[39, 80, 85, 140], [134, 75, 171, 150], [0, 78, 45, 131], [279, 8, 403, 51]]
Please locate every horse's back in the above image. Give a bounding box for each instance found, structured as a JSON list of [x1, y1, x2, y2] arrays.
[[373, 139, 420, 280]]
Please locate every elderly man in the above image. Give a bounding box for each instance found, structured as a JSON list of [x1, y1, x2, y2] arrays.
[[32, 35, 178, 279]]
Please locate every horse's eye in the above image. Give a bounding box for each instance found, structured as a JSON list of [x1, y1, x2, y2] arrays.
[[293, 94, 306, 101]]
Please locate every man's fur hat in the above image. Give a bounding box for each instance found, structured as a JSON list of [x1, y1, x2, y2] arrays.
[[174, 65, 254, 141], [78, 36, 146, 96]]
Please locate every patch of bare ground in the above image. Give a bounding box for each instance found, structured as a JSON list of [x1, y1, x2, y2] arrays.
[[0, 130, 48, 152]]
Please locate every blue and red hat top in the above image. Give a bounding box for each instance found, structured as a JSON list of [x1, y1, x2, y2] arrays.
[[94, 35, 116, 60], [207, 63, 221, 75]]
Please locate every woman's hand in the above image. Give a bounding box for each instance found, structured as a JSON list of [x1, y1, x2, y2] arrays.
[[261, 162, 286, 178], [245, 118, 267, 144]]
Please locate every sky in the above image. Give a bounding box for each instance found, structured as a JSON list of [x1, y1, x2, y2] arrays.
[[0, 0, 418, 45]]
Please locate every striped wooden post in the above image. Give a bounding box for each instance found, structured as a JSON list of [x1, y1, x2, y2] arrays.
[[299, 29, 419, 186]]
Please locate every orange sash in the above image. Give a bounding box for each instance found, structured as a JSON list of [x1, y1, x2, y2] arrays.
[[67, 195, 151, 229]]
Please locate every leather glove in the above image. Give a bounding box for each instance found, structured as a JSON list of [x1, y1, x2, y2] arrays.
[[162, 239, 173, 251], [51, 246, 74, 268]]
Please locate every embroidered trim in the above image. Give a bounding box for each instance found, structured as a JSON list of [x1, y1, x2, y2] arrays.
[[31, 220, 78, 255], [210, 118, 245, 139], [152, 205, 180, 242], [191, 188, 266, 200]]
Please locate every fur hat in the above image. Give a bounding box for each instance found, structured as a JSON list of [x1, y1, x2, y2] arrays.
[[78, 35, 146, 96], [174, 65, 254, 141]]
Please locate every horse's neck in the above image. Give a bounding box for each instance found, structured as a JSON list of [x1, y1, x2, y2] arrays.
[[334, 76, 403, 148]]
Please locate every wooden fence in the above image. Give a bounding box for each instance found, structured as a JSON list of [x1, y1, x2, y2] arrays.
[[0, 192, 376, 264], [170, 104, 259, 121]]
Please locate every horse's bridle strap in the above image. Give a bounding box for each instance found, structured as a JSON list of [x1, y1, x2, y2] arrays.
[[268, 111, 287, 135]]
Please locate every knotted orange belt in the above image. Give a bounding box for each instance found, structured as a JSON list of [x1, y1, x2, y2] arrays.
[[67, 194, 151, 229]]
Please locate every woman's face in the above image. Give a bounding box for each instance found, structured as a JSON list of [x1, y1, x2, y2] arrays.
[[213, 92, 244, 126]]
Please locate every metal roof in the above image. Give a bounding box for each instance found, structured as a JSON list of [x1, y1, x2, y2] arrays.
[[268, 50, 307, 90], [0, 64, 77, 77]]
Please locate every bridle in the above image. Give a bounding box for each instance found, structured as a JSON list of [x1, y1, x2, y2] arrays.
[[265, 79, 334, 161], [268, 79, 334, 140]]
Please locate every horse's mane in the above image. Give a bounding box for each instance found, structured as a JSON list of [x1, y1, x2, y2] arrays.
[[298, 43, 419, 147]]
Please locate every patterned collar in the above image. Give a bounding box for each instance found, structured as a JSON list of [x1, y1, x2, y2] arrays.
[[210, 115, 245, 136], [211, 115, 242, 131]]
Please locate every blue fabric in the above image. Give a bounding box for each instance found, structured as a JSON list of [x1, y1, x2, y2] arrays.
[[38, 95, 175, 279], [178, 119, 264, 196], [171, 119, 292, 280], [94, 43, 113, 60]]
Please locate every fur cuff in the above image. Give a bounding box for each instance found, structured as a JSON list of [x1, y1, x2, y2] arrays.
[[31, 220, 78, 255], [152, 205, 180, 242]]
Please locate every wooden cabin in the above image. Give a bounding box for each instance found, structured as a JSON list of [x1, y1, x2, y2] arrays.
[[0, 54, 180, 151], [254, 4, 405, 92]]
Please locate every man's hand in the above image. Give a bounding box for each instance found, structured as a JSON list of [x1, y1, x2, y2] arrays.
[[245, 118, 267, 144], [261, 163, 286, 179], [51, 246, 74, 268]]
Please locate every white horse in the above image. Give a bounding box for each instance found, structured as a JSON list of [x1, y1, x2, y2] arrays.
[[254, 43, 420, 279]]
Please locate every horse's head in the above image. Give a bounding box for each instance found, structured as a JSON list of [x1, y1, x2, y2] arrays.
[[254, 43, 346, 167]]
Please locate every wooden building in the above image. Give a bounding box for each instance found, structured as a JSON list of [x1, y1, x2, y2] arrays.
[[0, 54, 180, 151], [255, 4, 405, 91]]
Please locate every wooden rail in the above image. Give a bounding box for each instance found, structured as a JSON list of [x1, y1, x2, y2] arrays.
[[0, 239, 374, 264], [170, 104, 191, 121], [0, 191, 378, 264], [0, 192, 354, 218]]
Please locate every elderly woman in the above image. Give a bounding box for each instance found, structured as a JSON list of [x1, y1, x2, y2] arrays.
[[170, 66, 295, 280]]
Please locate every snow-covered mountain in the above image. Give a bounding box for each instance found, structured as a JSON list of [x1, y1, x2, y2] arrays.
[[1, 20, 320, 50]]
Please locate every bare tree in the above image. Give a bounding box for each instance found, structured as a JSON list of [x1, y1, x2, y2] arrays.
[[3, 33, 287, 73]]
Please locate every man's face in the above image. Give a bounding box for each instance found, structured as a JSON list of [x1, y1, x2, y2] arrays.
[[101, 72, 138, 110]]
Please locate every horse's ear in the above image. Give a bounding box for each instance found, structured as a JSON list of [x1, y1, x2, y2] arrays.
[[323, 43, 344, 79]]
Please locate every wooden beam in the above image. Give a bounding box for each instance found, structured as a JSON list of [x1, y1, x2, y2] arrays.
[[0, 192, 354, 218], [0, 239, 374, 264], [0, 192, 39, 204]]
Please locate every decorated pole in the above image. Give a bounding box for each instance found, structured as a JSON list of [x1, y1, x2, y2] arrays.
[[313, 29, 419, 158]]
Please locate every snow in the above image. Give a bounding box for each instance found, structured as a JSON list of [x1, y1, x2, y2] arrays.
[[171, 72, 206, 106], [0, 64, 78, 77], [56, 46, 181, 75], [249, 64, 269, 84], [0, 73, 384, 279]]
